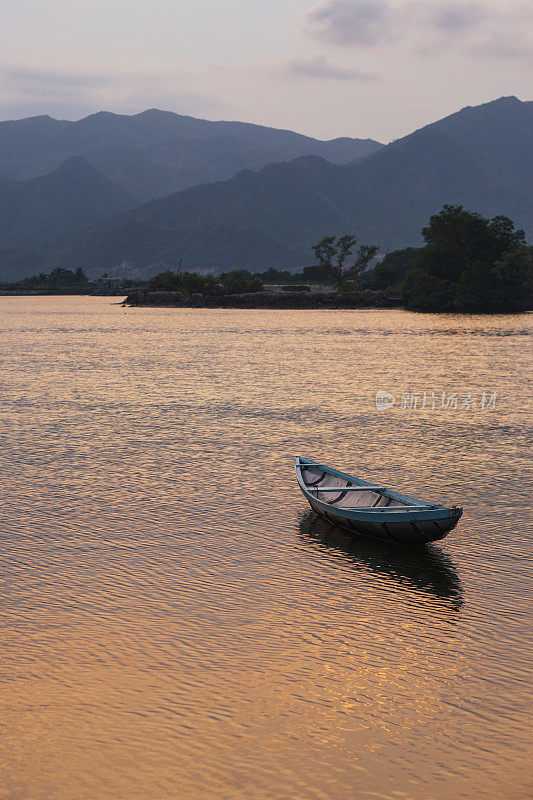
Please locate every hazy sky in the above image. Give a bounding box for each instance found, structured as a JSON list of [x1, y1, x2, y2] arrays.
[[2, 0, 532, 141]]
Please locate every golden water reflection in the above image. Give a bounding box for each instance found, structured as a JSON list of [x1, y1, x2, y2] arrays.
[[0, 298, 530, 800]]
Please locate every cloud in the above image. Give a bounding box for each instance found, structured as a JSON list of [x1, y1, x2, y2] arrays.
[[303, 0, 392, 46], [0, 65, 224, 120], [472, 34, 533, 61], [3, 67, 109, 91], [302, 0, 533, 59], [287, 54, 380, 81], [431, 2, 487, 33]]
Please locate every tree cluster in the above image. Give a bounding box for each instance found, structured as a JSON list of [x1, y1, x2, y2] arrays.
[[18, 267, 89, 288], [366, 205, 531, 312]]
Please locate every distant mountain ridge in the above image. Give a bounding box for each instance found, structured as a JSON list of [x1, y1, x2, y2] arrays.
[[51, 96, 533, 276], [0, 96, 531, 282], [0, 157, 137, 249], [0, 108, 382, 200]]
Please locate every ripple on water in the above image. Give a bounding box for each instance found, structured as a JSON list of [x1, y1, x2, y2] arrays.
[[0, 298, 530, 800]]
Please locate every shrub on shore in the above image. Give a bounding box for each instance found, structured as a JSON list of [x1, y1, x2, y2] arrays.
[[147, 270, 222, 295], [147, 269, 263, 296], [219, 270, 263, 294]]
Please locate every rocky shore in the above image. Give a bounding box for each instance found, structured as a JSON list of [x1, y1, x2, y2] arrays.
[[123, 289, 403, 310]]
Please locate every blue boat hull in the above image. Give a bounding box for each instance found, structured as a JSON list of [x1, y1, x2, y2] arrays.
[[295, 456, 463, 545], [308, 499, 461, 544]]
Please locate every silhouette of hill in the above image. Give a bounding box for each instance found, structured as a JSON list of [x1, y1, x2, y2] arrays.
[[51, 97, 532, 275], [0, 157, 138, 249], [0, 109, 382, 200]]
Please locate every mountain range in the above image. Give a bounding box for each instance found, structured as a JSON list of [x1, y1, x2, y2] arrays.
[[0, 157, 137, 249], [0, 96, 531, 281], [0, 109, 381, 200]]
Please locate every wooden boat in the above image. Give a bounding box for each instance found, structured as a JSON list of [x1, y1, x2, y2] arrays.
[[295, 456, 463, 544]]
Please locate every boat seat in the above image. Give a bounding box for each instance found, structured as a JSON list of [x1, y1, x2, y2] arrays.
[[307, 486, 385, 493]]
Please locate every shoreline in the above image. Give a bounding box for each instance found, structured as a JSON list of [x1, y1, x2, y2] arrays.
[[122, 289, 403, 310], [0, 290, 122, 297]]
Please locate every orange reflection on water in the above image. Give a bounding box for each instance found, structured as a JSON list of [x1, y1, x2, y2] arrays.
[[0, 298, 530, 800]]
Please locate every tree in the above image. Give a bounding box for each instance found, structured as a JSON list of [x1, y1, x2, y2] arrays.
[[260, 268, 293, 284], [403, 205, 531, 312], [454, 261, 495, 311], [455, 247, 533, 312], [219, 270, 263, 294], [368, 248, 420, 290], [300, 263, 331, 282], [336, 235, 357, 284], [488, 215, 527, 254], [421, 205, 526, 283], [402, 269, 455, 311], [311, 236, 337, 284], [493, 247, 533, 311], [350, 244, 378, 282], [311, 234, 377, 289]]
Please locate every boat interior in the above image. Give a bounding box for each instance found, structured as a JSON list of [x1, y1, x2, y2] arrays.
[[298, 463, 410, 510]]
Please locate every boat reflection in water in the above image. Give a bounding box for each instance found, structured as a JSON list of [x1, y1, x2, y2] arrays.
[[298, 510, 463, 610]]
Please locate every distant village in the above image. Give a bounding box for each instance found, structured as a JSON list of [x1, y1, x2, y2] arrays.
[[0, 271, 140, 296]]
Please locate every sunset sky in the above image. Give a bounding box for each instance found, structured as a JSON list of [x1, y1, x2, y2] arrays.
[[2, 0, 532, 140]]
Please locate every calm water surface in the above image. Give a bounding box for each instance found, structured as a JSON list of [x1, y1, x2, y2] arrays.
[[0, 297, 531, 800]]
